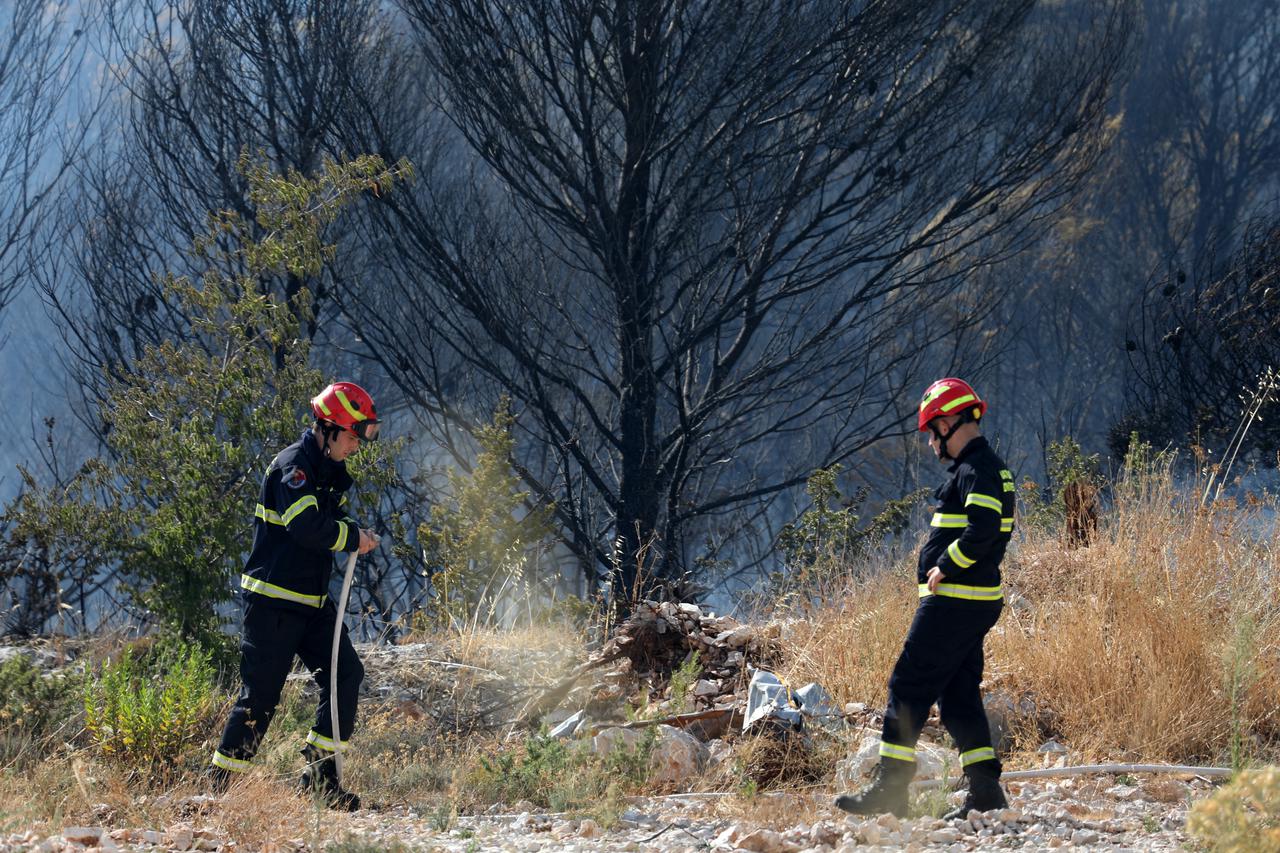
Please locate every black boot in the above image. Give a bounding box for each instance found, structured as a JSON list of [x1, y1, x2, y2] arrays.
[[207, 765, 233, 795], [300, 746, 361, 811], [944, 761, 1008, 819], [834, 760, 913, 817]]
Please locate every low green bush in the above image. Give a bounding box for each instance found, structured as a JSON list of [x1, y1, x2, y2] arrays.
[[465, 727, 656, 818], [0, 654, 81, 764], [83, 642, 220, 771]]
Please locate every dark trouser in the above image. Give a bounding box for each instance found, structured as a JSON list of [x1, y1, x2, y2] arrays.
[[880, 595, 1002, 771], [212, 596, 364, 774]]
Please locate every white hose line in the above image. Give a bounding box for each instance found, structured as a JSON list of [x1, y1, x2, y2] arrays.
[[916, 762, 1234, 790], [330, 550, 358, 784], [1003, 763, 1233, 781]]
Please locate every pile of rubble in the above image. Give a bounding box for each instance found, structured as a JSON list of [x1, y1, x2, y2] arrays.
[[505, 601, 854, 791], [580, 600, 784, 718]]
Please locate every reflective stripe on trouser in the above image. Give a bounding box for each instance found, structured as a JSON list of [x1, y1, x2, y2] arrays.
[[879, 741, 916, 762], [214, 597, 365, 767], [211, 749, 251, 773], [306, 729, 350, 753], [881, 594, 1002, 770]]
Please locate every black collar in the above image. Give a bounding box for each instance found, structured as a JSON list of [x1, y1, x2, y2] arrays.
[[947, 435, 988, 471], [300, 428, 351, 487]]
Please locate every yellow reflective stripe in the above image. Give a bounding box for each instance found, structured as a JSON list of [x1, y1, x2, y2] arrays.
[[334, 389, 368, 422], [1000, 518, 1015, 532], [306, 730, 349, 752], [920, 582, 1004, 601], [339, 494, 348, 507], [281, 495, 318, 525], [240, 574, 326, 608], [212, 750, 251, 773], [939, 393, 976, 413], [947, 540, 975, 568], [879, 741, 916, 762], [315, 397, 333, 416], [930, 513, 967, 528], [1003, 482, 1016, 492], [999, 470, 1013, 480], [961, 747, 997, 766], [965, 493, 1003, 512], [255, 504, 285, 525], [920, 385, 949, 409], [332, 522, 349, 552]]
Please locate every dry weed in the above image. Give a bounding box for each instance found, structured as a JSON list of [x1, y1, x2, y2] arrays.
[[776, 569, 915, 712], [992, 469, 1280, 763], [771, 459, 1280, 769]]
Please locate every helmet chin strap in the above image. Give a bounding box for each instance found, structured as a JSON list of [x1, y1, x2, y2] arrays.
[[930, 411, 976, 461], [318, 421, 342, 458]]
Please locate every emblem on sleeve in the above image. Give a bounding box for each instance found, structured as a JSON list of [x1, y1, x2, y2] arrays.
[[283, 466, 308, 489]]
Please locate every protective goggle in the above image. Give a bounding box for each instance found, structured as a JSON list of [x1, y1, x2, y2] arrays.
[[350, 419, 381, 442]]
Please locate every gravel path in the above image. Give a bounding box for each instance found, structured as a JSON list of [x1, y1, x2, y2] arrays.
[[0, 775, 1207, 852]]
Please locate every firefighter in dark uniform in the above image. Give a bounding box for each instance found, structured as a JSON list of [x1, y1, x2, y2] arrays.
[[210, 381, 382, 810], [836, 378, 1014, 819]]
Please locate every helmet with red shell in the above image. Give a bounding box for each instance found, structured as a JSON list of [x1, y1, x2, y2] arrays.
[[918, 378, 986, 431], [311, 381, 381, 441]]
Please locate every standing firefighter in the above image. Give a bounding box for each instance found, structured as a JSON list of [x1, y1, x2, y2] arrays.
[[210, 382, 382, 810], [835, 378, 1014, 819]]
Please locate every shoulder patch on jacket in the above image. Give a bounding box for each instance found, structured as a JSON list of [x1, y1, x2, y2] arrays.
[[283, 465, 308, 489]]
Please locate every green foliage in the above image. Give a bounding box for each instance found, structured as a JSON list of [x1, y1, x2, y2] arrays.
[[770, 466, 927, 605], [1224, 611, 1270, 772], [417, 398, 555, 629], [536, 593, 597, 630], [777, 465, 924, 570], [1115, 433, 1174, 506], [1020, 436, 1102, 529], [82, 642, 219, 770], [0, 654, 81, 764], [1187, 766, 1280, 852], [5, 154, 411, 652], [667, 652, 702, 716], [466, 727, 656, 815]]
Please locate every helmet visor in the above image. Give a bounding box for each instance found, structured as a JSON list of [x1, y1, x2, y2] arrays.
[[352, 419, 381, 442]]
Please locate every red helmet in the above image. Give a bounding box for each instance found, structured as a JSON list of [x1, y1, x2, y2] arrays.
[[311, 381, 380, 441], [918, 378, 985, 431]]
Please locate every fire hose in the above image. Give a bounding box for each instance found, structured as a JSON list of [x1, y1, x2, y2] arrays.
[[329, 549, 359, 785]]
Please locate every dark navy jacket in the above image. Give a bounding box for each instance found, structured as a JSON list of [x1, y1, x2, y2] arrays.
[[240, 429, 359, 610], [917, 436, 1014, 603]]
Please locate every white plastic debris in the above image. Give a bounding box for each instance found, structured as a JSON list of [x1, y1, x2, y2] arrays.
[[792, 682, 842, 730], [549, 709, 587, 739], [743, 670, 803, 731], [744, 670, 845, 733]]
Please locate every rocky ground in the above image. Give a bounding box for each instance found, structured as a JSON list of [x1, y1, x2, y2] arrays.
[[0, 773, 1208, 851]]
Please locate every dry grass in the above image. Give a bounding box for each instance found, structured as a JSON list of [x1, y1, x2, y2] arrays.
[[990, 461, 1280, 764], [777, 566, 917, 713], [777, 455, 1280, 768], [3, 457, 1276, 840]]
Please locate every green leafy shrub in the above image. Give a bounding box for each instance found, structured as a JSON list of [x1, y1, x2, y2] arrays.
[[769, 465, 926, 605], [465, 727, 656, 816], [666, 652, 702, 716], [0, 654, 80, 763], [1018, 436, 1102, 531], [5, 154, 410, 653], [418, 397, 555, 630], [83, 642, 220, 771], [1187, 766, 1280, 852]]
